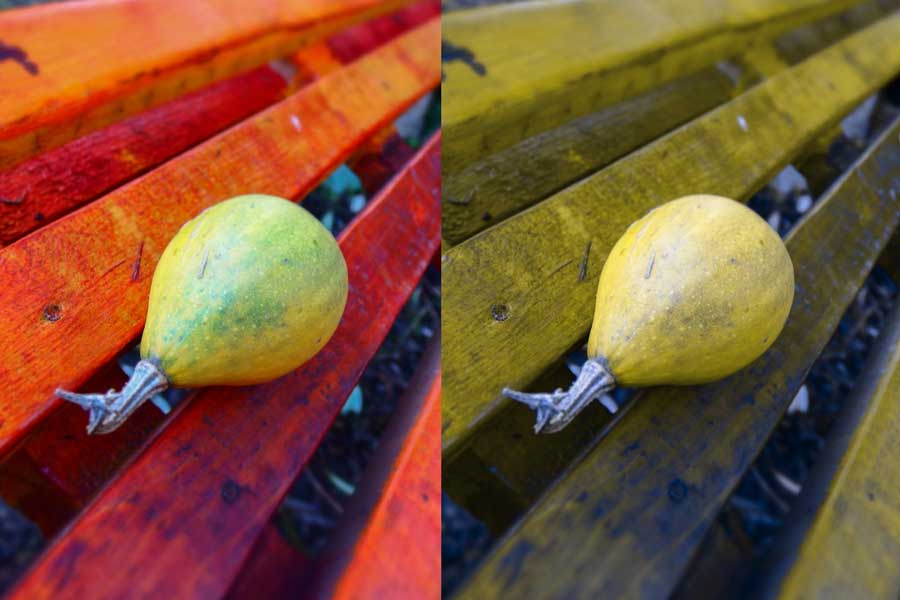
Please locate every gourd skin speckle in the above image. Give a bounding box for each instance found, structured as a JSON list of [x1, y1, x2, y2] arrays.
[[587, 195, 794, 387], [140, 194, 348, 387]]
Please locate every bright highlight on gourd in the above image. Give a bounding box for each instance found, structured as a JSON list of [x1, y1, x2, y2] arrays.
[[57, 194, 348, 434], [503, 194, 795, 434]]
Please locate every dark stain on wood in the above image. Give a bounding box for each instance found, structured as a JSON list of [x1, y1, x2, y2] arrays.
[[0, 41, 39, 75], [498, 539, 534, 589], [221, 479, 242, 505], [442, 40, 486, 78], [668, 479, 688, 503]]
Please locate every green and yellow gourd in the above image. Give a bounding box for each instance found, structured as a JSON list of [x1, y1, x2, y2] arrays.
[[503, 195, 794, 433], [58, 194, 348, 434]]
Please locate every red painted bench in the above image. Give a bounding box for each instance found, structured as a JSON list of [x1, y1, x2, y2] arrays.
[[0, 1, 440, 598]]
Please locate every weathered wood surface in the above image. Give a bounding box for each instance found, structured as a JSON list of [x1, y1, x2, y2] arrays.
[[1, 102, 426, 552], [443, 0, 899, 246], [442, 69, 735, 245], [0, 21, 440, 459], [322, 348, 441, 600], [0, 0, 437, 246], [768, 302, 900, 599], [442, 14, 900, 456], [8, 133, 441, 600], [442, 0, 863, 174], [0, 0, 414, 171], [454, 115, 900, 599], [225, 524, 313, 600]]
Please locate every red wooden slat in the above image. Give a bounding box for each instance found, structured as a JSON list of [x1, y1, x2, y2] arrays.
[[325, 365, 441, 599], [0, 0, 414, 171], [225, 524, 314, 600], [9, 132, 441, 600], [0, 67, 287, 246], [0, 20, 440, 458], [0, 0, 439, 247], [227, 334, 441, 600]]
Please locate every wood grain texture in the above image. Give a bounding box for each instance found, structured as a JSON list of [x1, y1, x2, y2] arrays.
[[442, 69, 735, 245], [0, 0, 413, 171], [0, 0, 438, 247], [442, 13, 900, 456], [440, 4, 896, 530], [0, 67, 288, 246], [442, 0, 862, 174], [8, 133, 441, 600], [0, 20, 440, 459], [456, 113, 900, 600], [772, 306, 900, 598]]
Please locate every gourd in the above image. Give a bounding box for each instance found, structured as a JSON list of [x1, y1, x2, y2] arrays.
[[58, 194, 348, 434], [503, 194, 794, 433]]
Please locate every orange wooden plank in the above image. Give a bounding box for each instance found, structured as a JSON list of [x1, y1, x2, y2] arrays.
[[8, 132, 441, 600], [0, 0, 413, 171], [0, 0, 438, 247], [0, 20, 440, 459], [328, 374, 441, 600]]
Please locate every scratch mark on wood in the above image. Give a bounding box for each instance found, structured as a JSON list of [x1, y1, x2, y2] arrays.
[[447, 188, 474, 206], [549, 258, 574, 278], [579, 241, 592, 281], [0, 189, 27, 205], [131, 241, 144, 282]]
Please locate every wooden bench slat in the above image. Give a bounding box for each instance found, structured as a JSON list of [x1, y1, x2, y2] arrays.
[[326, 367, 441, 600], [442, 12, 900, 456], [2, 104, 427, 551], [442, 0, 862, 174], [0, 20, 439, 459], [0, 1, 438, 248], [441, 4, 898, 534], [444, 0, 900, 247], [442, 68, 736, 245], [456, 113, 900, 599], [0, 0, 413, 172], [8, 133, 441, 600], [771, 303, 900, 599]]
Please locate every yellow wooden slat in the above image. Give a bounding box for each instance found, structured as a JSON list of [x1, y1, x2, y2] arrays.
[[775, 305, 900, 599], [442, 12, 900, 456], [442, 0, 863, 174]]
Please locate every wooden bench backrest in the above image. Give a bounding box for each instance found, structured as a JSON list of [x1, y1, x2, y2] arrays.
[[0, 2, 441, 598], [442, 1, 900, 597]]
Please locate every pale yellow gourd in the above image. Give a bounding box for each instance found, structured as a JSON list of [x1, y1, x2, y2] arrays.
[[504, 194, 794, 433]]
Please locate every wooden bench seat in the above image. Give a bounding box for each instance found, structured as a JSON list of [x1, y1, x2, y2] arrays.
[[0, 1, 440, 597], [442, 0, 900, 597]]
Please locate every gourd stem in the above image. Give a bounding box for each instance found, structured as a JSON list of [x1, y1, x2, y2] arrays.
[[502, 357, 616, 434], [56, 359, 169, 435]]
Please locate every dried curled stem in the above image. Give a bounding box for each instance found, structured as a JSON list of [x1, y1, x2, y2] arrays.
[[56, 359, 168, 434], [502, 357, 616, 434]]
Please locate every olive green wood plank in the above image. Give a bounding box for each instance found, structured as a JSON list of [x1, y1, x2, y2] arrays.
[[442, 13, 900, 457], [774, 0, 899, 63], [771, 302, 900, 599], [455, 113, 900, 600], [442, 69, 735, 245], [442, 0, 863, 174], [443, 0, 898, 246]]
